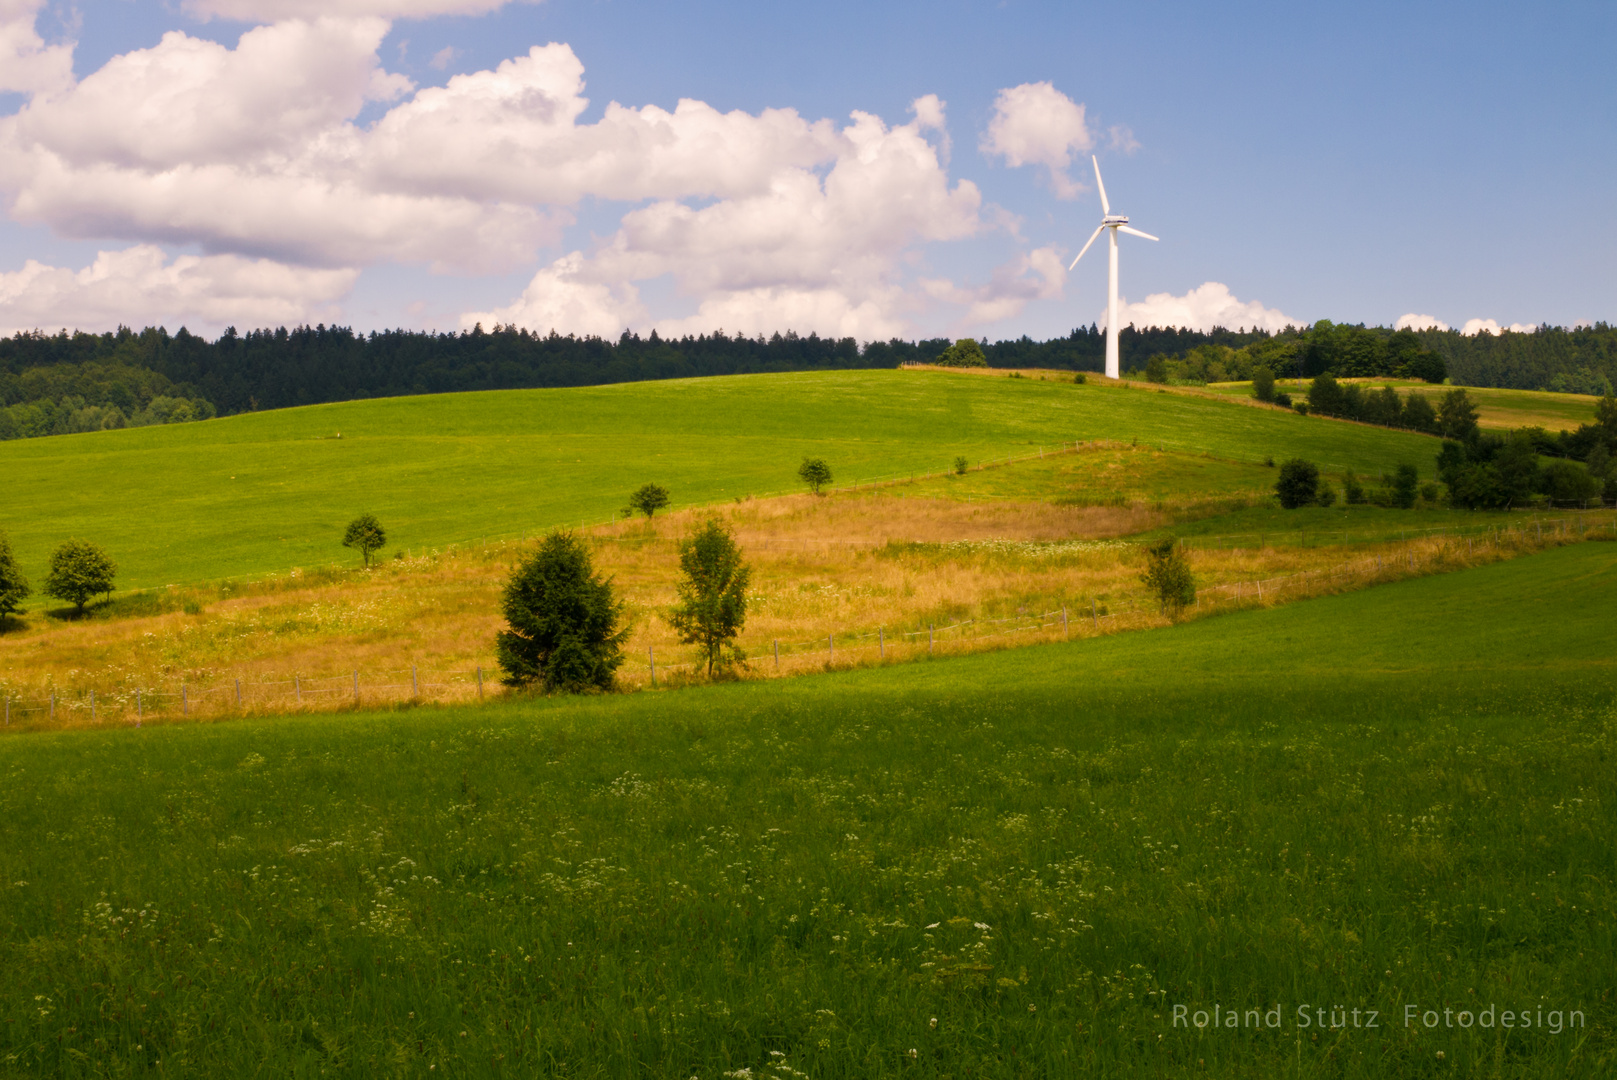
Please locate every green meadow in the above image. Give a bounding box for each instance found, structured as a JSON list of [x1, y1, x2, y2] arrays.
[[4, 370, 1446, 589], [1203, 380, 1604, 433], [0, 542, 1611, 1077]]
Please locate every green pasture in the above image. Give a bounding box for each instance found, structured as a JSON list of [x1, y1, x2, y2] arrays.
[[1, 542, 1611, 1077], [1205, 379, 1604, 433], [4, 370, 1445, 590]]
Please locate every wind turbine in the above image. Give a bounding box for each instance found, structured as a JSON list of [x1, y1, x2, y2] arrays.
[[1069, 155, 1158, 379]]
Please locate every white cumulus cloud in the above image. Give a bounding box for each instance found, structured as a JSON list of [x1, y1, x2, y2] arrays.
[[1394, 313, 1449, 331], [1461, 318, 1537, 336], [459, 251, 644, 338], [0, 245, 357, 336], [1114, 282, 1299, 333], [0, 0, 74, 96], [980, 82, 1095, 199]]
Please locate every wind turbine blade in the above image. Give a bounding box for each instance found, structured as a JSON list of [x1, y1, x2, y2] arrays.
[[1117, 225, 1159, 241], [1092, 156, 1110, 215], [1068, 224, 1106, 270]]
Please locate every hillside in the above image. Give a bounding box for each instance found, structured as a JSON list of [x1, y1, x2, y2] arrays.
[[1, 369, 1446, 589], [1, 543, 1610, 1076]]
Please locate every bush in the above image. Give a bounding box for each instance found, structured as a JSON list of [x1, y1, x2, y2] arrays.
[[342, 513, 387, 567], [1144, 356, 1168, 384], [1342, 471, 1367, 505], [1141, 538, 1195, 616], [1276, 459, 1320, 509], [1073, 372, 1088, 385], [1251, 367, 1276, 403], [953, 456, 969, 476], [797, 457, 832, 495], [1274, 391, 1293, 409], [1437, 389, 1480, 440], [495, 532, 628, 692], [629, 483, 670, 519], [1540, 460, 1602, 505], [44, 538, 117, 615], [1419, 482, 1442, 504], [1307, 373, 1345, 417], [0, 531, 30, 630], [1315, 483, 1338, 508], [1292, 401, 1309, 416], [934, 339, 988, 367], [668, 518, 751, 678], [1392, 464, 1419, 509], [1402, 393, 1438, 434]]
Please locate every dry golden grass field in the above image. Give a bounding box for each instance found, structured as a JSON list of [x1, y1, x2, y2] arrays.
[[4, 441, 1607, 730]]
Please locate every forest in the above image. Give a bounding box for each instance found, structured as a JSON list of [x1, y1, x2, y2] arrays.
[[2, 319, 1614, 440]]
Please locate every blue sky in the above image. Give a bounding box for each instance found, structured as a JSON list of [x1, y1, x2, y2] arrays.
[[1, 0, 1611, 340]]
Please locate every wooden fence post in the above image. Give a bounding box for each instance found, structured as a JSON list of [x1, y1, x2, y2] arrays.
[[879, 628, 884, 658], [182, 685, 188, 716], [829, 634, 834, 660], [774, 640, 780, 669], [476, 666, 483, 698], [929, 624, 934, 652], [1062, 606, 1069, 638], [1091, 599, 1098, 629], [91, 690, 96, 722], [649, 646, 655, 687], [354, 670, 360, 702], [411, 666, 418, 697], [295, 676, 301, 704]]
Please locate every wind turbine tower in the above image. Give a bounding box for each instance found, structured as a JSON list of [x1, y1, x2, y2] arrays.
[[1069, 156, 1159, 379]]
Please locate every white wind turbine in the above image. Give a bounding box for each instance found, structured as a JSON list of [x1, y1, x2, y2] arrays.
[[1069, 155, 1158, 379]]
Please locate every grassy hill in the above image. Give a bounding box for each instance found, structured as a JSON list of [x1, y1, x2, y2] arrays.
[[0, 542, 1610, 1076], [3, 370, 1446, 589], [1204, 378, 1605, 432]]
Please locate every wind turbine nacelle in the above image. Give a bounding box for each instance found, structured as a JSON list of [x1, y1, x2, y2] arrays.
[[1102, 215, 1129, 225]]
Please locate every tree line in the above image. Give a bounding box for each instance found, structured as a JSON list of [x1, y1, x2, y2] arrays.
[[4, 320, 1615, 442]]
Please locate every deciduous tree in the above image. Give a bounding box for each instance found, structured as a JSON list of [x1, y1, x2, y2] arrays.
[[668, 518, 751, 678], [44, 538, 116, 615], [798, 457, 832, 495], [628, 483, 670, 519], [342, 514, 387, 567], [0, 531, 29, 630]]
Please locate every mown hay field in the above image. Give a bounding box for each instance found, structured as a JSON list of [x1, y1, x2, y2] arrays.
[[0, 543, 1611, 1077]]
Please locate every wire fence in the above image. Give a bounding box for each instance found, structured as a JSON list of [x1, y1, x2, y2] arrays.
[[3, 511, 1608, 729]]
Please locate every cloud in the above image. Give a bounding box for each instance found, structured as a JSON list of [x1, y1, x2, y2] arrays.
[[0, 244, 356, 335], [366, 44, 842, 205], [980, 82, 1095, 199], [1115, 282, 1298, 333], [0, 19, 559, 272], [428, 44, 458, 70], [1395, 312, 1449, 331], [0, 0, 74, 96], [1460, 318, 1537, 336], [472, 102, 984, 339], [459, 251, 643, 338], [181, 0, 518, 21], [921, 246, 1066, 328]]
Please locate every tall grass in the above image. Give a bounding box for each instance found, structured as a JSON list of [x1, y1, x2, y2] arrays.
[[0, 544, 1611, 1076]]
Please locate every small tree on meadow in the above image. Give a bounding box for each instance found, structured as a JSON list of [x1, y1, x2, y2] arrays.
[[1391, 463, 1419, 509], [1251, 367, 1276, 403], [1141, 537, 1196, 616], [1275, 459, 1320, 509], [668, 518, 751, 678], [43, 538, 116, 615], [496, 531, 628, 692], [798, 457, 832, 495], [342, 513, 387, 567], [628, 483, 670, 519], [0, 531, 30, 631]]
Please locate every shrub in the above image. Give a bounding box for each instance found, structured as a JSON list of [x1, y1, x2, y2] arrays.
[[1402, 393, 1439, 434], [342, 513, 387, 567], [1274, 391, 1293, 409], [953, 456, 969, 476], [1144, 356, 1168, 384], [1540, 460, 1602, 505], [628, 483, 670, 519], [1251, 367, 1276, 403], [1307, 373, 1345, 417], [1315, 483, 1338, 508], [1437, 389, 1480, 440], [1141, 538, 1195, 616], [668, 518, 751, 678], [1392, 464, 1419, 509], [934, 339, 988, 367], [1275, 459, 1320, 509], [1292, 401, 1309, 416], [797, 457, 832, 495], [0, 531, 30, 630], [1073, 372, 1088, 385], [44, 538, 117, 615], [1342, 471, 1367, 504], [1420, 482, 1442, 504], [495, 532, 628, 692]]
